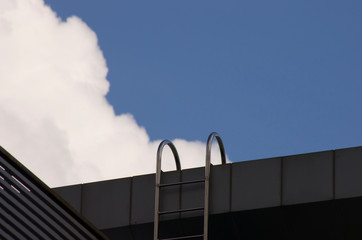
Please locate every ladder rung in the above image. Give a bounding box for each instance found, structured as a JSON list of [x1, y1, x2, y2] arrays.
[[159, 207, 204, 215], [160, 234, 204, 240], [159, 179, 205, 188]]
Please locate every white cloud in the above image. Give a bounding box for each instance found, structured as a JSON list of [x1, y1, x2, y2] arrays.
[[0, 0, 227, 187]]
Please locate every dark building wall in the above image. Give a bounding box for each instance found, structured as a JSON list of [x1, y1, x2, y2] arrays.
[[54, 146, 362, 239]]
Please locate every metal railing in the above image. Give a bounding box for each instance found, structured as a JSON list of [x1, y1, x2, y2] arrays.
[[154, 132, 226, 240]]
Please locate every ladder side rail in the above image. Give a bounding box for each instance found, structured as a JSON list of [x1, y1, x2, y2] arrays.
[[154, 140, 181, 240], [204, 132, 226, 240]]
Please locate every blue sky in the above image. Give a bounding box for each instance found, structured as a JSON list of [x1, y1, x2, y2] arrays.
[[44, 0, 362, 163]]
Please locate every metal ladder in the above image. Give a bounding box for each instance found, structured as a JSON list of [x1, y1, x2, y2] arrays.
[[154, 132, 226, 240]]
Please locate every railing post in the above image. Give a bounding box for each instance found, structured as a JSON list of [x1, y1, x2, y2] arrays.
[[204, 132, 226, 239], [154, 140, 181, 240]]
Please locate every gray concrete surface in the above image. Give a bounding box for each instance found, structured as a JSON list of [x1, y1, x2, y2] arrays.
[[282, 150, 334, 205], [232, 157, 281, 211], [335, 146, 362, 199], [53, 146, 362, 232]]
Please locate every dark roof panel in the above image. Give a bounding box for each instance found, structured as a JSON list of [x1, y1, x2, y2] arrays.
[[0, 146, 108, 240]]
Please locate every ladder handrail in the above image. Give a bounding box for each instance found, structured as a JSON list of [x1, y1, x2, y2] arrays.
[[154, 133, 226, 240], [206, 132, 226, 165], [155, 140, 181, 240], [204, 132, 226, 239], [156, 140, 181, 172]]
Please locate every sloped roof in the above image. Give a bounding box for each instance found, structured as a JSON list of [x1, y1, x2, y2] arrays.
[[0, 146, 108, 240]]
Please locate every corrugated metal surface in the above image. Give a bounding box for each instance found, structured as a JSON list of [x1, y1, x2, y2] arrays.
[[0, 146, 108, 240]]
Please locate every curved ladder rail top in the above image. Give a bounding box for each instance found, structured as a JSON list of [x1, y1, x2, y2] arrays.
[[156, 140, 181, 174], [154, 140, 181, 240], [206, 132, 226, 166], [204, 132, 226, 239]]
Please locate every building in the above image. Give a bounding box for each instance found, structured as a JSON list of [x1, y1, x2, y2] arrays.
[[54, 145, 362, 239], [0, 146, 107, 239], [2, 144, 362, 239]]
